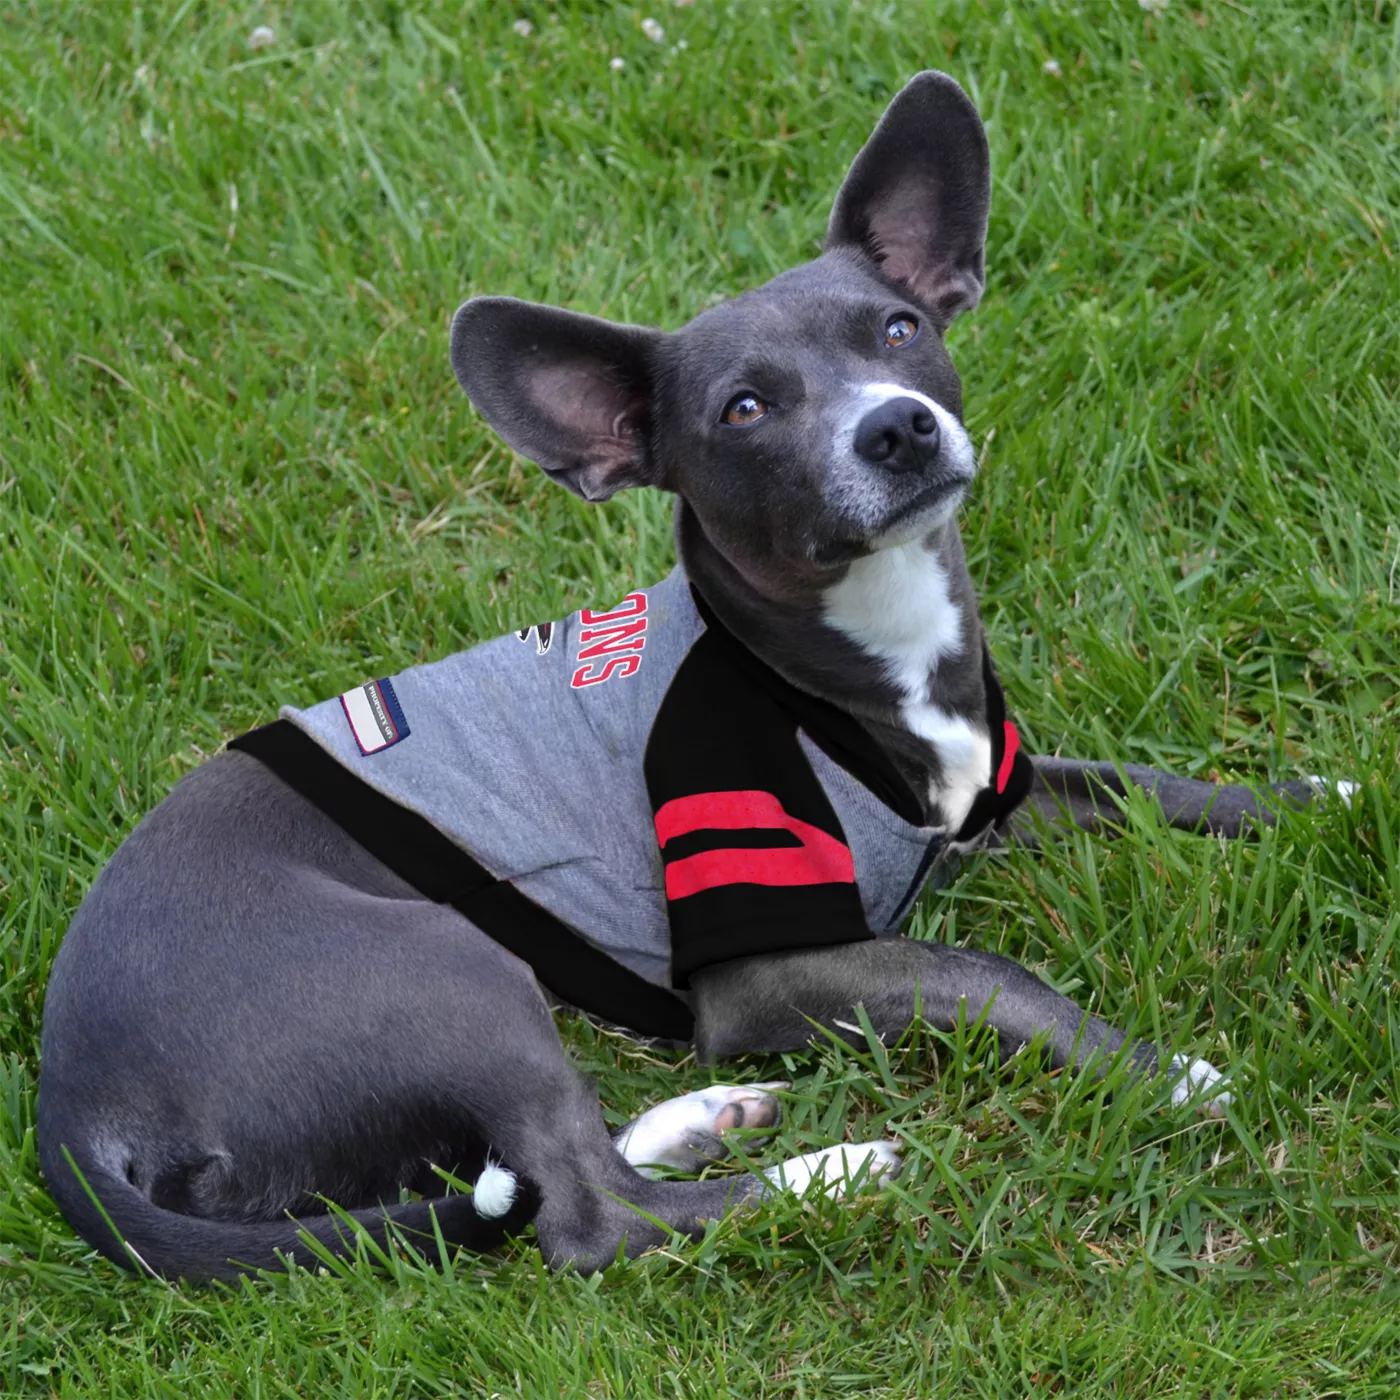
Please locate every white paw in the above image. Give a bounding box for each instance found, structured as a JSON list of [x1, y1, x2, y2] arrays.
[[1307, 775, 1359, 809], [764, 1140, 903, 1198], [614, 1082, 786, 1176], [1168, 1056, 1233, 1118], [471, 1162, 518, 1219]]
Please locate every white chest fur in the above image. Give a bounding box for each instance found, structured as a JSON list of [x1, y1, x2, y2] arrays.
[[822, 539, 991, 832]]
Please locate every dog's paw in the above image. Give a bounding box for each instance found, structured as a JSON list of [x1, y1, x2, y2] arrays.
[[1167, 1056, 1233, 1118], [764, 1140, 902, 1198], [614, 1082, 787, 1175], [1306, 775, 1360, 809]]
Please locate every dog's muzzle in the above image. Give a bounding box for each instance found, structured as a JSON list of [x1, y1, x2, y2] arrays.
[[853, 395, 941, 473]]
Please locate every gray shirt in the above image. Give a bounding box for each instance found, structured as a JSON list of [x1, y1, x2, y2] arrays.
[[285, 567, 945, 990]]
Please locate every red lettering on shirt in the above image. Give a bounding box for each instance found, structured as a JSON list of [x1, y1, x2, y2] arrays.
[[571, 654, 642, 688], [570, 593, 648, 689], [580, 593, 646, 624], [576, 616, 647, 660]]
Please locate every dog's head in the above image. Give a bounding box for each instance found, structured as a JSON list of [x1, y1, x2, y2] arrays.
[[451, 71, 989, 599]]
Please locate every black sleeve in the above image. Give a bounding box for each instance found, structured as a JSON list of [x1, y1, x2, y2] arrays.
[[644, 630, 875, 988]]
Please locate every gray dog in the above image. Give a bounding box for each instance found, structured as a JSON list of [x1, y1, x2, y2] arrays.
[[39, 72, 1325, 1282]]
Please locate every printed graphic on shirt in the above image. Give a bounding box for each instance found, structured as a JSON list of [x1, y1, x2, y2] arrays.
[[571, 591, 649, 689], [339, 678, 410, 756], [515, 621, 554, 656]]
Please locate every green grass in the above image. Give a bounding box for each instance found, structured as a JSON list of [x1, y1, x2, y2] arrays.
[[3, 0, 1400, 1393]]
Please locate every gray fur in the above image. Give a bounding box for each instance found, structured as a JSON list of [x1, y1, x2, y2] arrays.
[[38, 70, 1322, 1282]]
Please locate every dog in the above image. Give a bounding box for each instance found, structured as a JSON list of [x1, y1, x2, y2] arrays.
[[37, 71, 1329, 1282]]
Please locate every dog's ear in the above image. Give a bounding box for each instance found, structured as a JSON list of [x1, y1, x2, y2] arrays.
[[450, 297, 663, 503], [826, 71, 991, 324]]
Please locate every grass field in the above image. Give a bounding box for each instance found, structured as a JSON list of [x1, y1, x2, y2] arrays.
[[3, 0, 1400, 1393]]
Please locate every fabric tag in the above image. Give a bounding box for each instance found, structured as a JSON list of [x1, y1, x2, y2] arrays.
[[339, 678, 410, 755]]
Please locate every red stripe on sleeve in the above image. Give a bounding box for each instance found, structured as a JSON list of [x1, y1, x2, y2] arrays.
[[653, 790, 856, 901], [996, 721, 1020, 795]]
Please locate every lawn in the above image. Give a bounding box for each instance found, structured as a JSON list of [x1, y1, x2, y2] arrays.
[[2, 0, 1399, 1393]]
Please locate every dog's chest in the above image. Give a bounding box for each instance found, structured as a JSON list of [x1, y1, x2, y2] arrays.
[[821, 541, 991, 832]]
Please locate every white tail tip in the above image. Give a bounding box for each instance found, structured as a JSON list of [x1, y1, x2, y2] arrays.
[[471, 1163, 518, 1219]]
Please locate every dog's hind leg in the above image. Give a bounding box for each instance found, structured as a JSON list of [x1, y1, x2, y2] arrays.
[[612, 1083, 787, 1176], [480, 1057, 898, 1268], [1018, 756, 1334, 842], [612, 1084, 902, 1199], [391, 942, 781, 1271], [40, 752, 830, 1279]]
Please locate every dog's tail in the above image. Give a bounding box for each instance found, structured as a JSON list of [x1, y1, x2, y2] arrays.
[[40, 1129, 540, 1282]]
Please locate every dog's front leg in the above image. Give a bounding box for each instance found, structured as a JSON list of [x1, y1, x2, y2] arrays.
[[689, 939, 1225, 1110], [1019, 756, 1332, 842]]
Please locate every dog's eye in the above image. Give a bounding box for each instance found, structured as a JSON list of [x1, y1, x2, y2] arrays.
[[722, 393, 768, 426], [885, 316, 919, 348]]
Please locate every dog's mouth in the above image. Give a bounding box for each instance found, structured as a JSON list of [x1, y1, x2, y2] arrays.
[[809, 477, 969, 568], [810, 536, 869, 567], [877, 477, 968, 534]]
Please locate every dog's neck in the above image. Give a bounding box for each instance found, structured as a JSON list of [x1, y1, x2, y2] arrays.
[[676, 503, 993, 832]]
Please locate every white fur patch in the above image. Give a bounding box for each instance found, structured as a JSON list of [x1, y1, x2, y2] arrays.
[[614, 1083, 785, 1177], [1307, 775, 1359, 809], [1168, 1056, 1232, 1117], [764, 1140, 902, 1197], [471, 1163, 518, 1219], [833, 382, 976, 496], [823, 539, 990, 831]]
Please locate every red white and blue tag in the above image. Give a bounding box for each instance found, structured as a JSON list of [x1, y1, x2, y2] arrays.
[[339, 678, 410, 755]]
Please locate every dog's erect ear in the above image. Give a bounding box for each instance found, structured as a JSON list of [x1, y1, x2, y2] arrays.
[[826, 71, 991, 323], [450, 297, 663, 503]]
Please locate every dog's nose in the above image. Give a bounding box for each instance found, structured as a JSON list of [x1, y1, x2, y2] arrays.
[[853, 396, 941, 472]]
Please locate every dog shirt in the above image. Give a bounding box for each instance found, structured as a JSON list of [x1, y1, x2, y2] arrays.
[[230, 567, 1032, 1040]]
